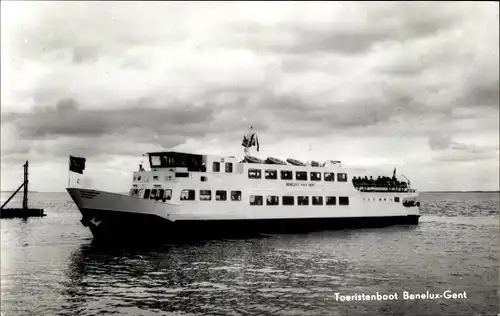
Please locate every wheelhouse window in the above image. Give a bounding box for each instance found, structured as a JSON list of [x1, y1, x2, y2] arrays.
[[394, 197, 400, 203], [180, 189, 195, 200], [144, 189, 151, 199], [281, 170, 293, 180], [248, 169, 261, 179], [265, 169, 277, 179], [231, 191, 242, 201], [310, 172, 321, 181], [148, 152, 204, 171], [339, 196, 349, 205], [283, 196, 294, 205], [200, 190, 211, 201], [150, 156, 161, 167], [158, 189, 164, 199], [312, 196, 323, 205], [201, 176, 208, 182], [326, 196, 336, 205], [225, 163, 233, 173], [296, 171, 307, 181], [213, 162, 220, 172], [337, 173, 347, 182], [250, 195, 263, 205], [324, 173, 335, 182], [216, 190, 227, 201], [266, 195, 279, 205], [297, 196, 309, 205]]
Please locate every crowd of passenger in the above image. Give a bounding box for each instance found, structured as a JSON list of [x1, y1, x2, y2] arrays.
[[352, 175, 409, 192]]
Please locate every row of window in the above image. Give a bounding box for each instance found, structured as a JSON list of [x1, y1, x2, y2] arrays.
[[248, 169, 347, 182], [180, 189, 349, 206], [249, 195, 349, 206], [132, 188, 399, 205], [180, 189, 242, 201]]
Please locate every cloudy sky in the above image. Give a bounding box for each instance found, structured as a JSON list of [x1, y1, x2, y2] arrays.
[[1, 1, 499, 192]]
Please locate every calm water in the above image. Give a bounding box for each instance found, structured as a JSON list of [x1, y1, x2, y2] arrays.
[[1, 192, 498, 316]]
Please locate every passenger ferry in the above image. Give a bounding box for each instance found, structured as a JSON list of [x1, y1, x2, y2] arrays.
[[67, 131, 421, 241]]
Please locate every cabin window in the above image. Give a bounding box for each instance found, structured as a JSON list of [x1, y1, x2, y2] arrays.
[[158, 189, 164, 199], [394, 197, 400, 203], [180, 189, 195, 201], [225, 163, 233, 173], [175, 172, 189, 178], [298, 196, 309, 205], [200, 190, 211, 201], [153, 175, 159, 180], [310, 172, 321, 181], [150, 189, 158, 199], [281, 170, 293, 180], [129, 189, 136, 196], [231, 191, 242, 201], [324, 173, 335, 182], [337, 173, 347, 182], [138, 176, 142, 181], [282, 196, 294, 206], [265, 169, 277, 180], [326, 196, 336, 205], [296, 171, 307, 181], [201, 176, 207, 182], [165, 189, 172, 200], [250, 195, 263, 205], [312, 196, 323, 205], [248, 168, 261, 179], [216, 190, 227, 201], [144, 189, 151, 199], [339, 196, 349, 205], [213, 162, 220, 172], [266, 195, 279, 205]]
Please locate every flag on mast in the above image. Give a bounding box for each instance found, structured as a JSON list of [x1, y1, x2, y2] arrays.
[[69, 155, 86, 174], [242, 126, 260, 152], [68, 155, 86, 188]]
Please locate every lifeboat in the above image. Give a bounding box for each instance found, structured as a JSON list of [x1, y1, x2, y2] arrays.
[[265, 157, 287, 165], [244, 156, 265, 164], [286, 158, 307, 166]]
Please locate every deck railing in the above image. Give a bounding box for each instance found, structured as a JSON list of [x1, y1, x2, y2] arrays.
[[353, 183, 411, 193]]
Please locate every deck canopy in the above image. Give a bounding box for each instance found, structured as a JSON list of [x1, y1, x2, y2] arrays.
[[147, 151, 205, 171]]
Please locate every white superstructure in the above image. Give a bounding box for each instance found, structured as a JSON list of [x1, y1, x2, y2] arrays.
[[67, 134, 421, 241]]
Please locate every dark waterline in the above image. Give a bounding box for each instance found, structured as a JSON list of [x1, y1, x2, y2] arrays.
[[1, 192, 499, 316]]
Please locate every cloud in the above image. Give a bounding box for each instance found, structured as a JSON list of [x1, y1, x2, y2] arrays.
[[428, 133, 454, 151], [1, 1, 498, 191]]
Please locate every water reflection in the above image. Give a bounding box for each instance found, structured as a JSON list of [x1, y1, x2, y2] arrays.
[[60, 226, 421, 316]]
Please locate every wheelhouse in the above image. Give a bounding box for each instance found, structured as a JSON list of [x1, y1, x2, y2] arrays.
[[148, 152, 205, 172]]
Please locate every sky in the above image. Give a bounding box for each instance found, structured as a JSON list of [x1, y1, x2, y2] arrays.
[[1, 1, 499, 192]]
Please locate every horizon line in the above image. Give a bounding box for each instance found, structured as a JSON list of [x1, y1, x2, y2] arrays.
[[1, 190, 499, 193]]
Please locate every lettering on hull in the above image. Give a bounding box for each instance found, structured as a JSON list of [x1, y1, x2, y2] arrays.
[[286, 183, 316, 187]]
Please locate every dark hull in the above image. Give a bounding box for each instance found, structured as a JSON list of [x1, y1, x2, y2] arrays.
[[79, 208, 420, 244]]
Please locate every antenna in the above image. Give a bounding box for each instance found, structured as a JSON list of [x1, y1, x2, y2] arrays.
[[401, 174, 411, 186]]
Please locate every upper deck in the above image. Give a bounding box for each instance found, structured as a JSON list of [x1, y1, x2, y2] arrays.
[[132, 151, 413, 194]]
